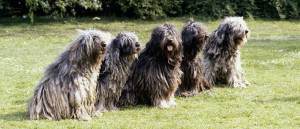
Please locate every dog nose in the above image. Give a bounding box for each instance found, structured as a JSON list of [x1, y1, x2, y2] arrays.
[[135, 42, 140, 47], [245, 30, 249, 34], [167, 38, 173, 43], [101, 43, 106, 47]]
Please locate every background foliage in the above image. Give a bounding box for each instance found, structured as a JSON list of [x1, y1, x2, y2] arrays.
[[0, 0, 299, 21]]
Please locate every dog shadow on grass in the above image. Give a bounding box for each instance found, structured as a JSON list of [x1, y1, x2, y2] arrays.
[[214, 84, 232, 88], [0, 105, 153, 121], [0, 111, 28, 121], [119, 105, 150, 111]]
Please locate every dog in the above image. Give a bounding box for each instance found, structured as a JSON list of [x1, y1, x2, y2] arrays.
[[203, 17, 250, 89], [176, 20, 212, 97], [118, 23, 183, 109], [27, 29, 111, 120], [95, 32, 141, 112]]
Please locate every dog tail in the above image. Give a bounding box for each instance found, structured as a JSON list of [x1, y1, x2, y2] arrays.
[[117, 79, 138, 107]]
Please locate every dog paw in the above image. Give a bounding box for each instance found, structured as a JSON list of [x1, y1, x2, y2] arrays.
[[204, 90, 213, 95], [96, 106, 108, 112], [178, 92, 191, 97], [93, 110, 102, 117], [108, 105, 119, 111], [169, 101, 177, 107], [78, 115, 92, 121], [190, 89, 199, 96], [155, 100, 170, 109], [233, 83, 247, 89], [166, 98, 177, 108]]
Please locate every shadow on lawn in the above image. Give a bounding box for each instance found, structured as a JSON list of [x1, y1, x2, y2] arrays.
[[0, 105, 148, 121], [119, 104, 150, 111], [0, 111, 28, 121], [214, 84, 232, 88], [252, 97, 300, 103]]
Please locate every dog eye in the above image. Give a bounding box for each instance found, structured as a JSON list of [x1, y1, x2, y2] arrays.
[[100, 41, 106, 47], [135, 42, 140, 47], [93, 37, 101, 44]]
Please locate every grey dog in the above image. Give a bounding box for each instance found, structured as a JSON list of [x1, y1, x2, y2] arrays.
[[27, 29, 110, 120], [203, 17, 250, 89], [95, 32, 141, 112]]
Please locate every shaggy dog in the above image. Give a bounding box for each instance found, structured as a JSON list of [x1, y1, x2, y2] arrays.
[[176, 20, 212, 97], [27, 29, 111, 120], [118, 23, 183, 109], [95, 32, 141, 112], [203, 17, 250, 89]]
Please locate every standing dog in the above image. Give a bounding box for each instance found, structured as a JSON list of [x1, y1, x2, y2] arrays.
[[118, 23, 183, 109], [176, 20, 212, 97], [95, 32, 141, 112], [27, 29, 110, 120], [203, 17, 250, 89]]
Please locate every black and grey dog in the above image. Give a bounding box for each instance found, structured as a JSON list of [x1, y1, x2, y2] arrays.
[[176, 20, 212, 97], [203, 17, 250, 89], [118, 23, 183, 109], [95, 32, 141, 112], [28, 29, 109, 120]]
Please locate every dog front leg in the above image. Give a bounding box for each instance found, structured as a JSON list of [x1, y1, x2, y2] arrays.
[[203, 66, 216, 87], [70, 90, 92, 121], [107, 101, 119, 111], [239, 68, 250, 86], [166, 93, 177, 107], [227, 68, 246, 89]]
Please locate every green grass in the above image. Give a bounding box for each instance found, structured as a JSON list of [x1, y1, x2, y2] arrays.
[[0, 17, 299, 128]]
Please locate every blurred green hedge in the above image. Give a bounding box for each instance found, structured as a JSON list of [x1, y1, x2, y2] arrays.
[[0, 0, 299, 22]]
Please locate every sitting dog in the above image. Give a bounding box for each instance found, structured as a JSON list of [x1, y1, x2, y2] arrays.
[[27, 29, 110, 120], [176, 20, 212, 97], [95, 32, 141, 112], [118, 23, 183, 109], [203, 17, 250, 88]]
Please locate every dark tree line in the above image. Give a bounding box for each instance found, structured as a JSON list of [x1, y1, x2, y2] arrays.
[[1, 0, 299, 22]]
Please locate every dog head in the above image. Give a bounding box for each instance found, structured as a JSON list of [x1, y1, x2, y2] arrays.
[[215, 17, 250, 47], [182, 20, 209, 55], [69, 29, 110, 64], [109, 32, 141, 61], [147, 23, 182, 60]]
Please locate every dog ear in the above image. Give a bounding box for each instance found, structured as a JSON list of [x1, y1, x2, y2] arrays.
[[145, 30, 163, 56], [216, 24, 228, 44], [145, 39, 158, 56], [182, 26, 196, 46], [109, 38, 121, 65], [69, 34, 91, 64], [207, 26, 233, 56], [205, 31, 221, 55]]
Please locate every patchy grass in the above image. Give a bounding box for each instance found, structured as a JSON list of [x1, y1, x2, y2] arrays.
[[0, 17, 299, 128]]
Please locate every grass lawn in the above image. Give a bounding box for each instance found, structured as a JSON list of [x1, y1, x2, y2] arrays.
[[0, 16, 299, 128]]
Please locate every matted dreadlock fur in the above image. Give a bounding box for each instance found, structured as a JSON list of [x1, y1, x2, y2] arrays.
[[95, 32, 141, 112], [176, 20, 212, 97], [27, 29, 111, 120], [203, 17, 250, 89], [118, 23, 183, 109]]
